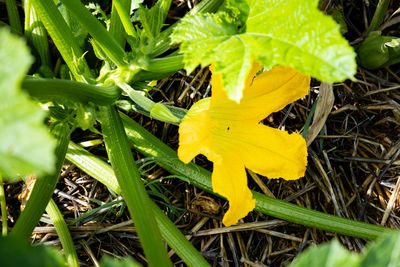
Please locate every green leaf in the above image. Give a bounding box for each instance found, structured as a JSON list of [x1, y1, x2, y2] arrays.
[[0, 236, 67, 267], [359, 233, 400, 267], [100, 256, 141, 267], [171, 0, 356, 101], [289, 240, 359, 267], [0, 28, 55, 179], [289, 233, 400, 267]]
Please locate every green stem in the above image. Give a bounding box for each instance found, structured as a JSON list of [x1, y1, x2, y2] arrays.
[[114, 0, 137, 38], [46, 199, 79, 267], [66, 142, 120, 194], [24, 0, 52, 70], [98, 105, 171, 266], [119, 82, 180, 123], [22, 78, 120, 106], [5, 0, 22, 34], [146, 55, 183, 73], [366, 0, 390, 34], [109, 0, 131, 48], [132, 55, 183, 82], [119, 112, 394, 240], [31, 0, 89, 81], [58, 0, 126, 68], [0, 174, 7, 236], [11, 123, 70, 239], [65, 141, 210, 267]]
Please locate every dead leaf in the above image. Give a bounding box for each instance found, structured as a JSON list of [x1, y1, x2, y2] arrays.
[[306, 82, 334, 146]]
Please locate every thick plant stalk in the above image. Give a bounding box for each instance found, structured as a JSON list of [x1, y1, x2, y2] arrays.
[[58, 0, 126, 68], [113, 0, 137, 38], [109, 0, 131, 47], [66, 142, 210, 267], [46, 199, 79, 267], [98, 105, 171, 266], [22, 78, 120, 106], [24, 0, 52, 70], [132, 55, 184, 82], [5, 0, 22, 34], [366, 0, 391, 34], [0, 174, 7, 236], [119, 113, 393, 240], [11, 123, 70, 239], [31, 0, 90, 81]]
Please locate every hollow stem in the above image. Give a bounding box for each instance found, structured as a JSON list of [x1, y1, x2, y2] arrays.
[[366, 0, 390, 34], [98, 105, 171, 266], [58, 0, 126, 68], [46, 199, 79, 267], [10, 123, 70, 239], [30, 0, 90, 81], [22, 78, 120, 106], [5, 0, 22, 34], [65, 141, 210, 267]]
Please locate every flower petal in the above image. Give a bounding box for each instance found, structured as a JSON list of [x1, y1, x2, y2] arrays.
[[209, 62, 262, 106], [236, 123, 307, 179], [178, 98, 222, 163], [240, 66, 310, 122], [209, 66, 310, 123], [212, 154, 256, 226]]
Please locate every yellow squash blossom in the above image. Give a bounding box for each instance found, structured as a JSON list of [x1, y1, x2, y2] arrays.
[[178, 63, 310, 226]]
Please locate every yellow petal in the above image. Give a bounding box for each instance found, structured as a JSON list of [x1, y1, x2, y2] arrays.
[[211, 154, 256, 226], [177, 98, 221, 163], [240, 66, 310, 122], [236, 123, 307, 179], [209, 62, 262, 107], [209, 66, 310, 123]]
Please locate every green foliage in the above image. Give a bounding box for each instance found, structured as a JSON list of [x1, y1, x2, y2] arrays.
[[139, 0, 171, 40], [357, 31, 400, 69], [100, 256, 142, 267], [289, 233, 400, 267], [171, 0, 356, 101], [0, 28, 55, 180], [359, 232, 400, 267], [289, 241, 359, 267], [0, 236, 67, 267]]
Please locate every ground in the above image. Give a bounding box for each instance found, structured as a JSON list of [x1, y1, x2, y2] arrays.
[[2, 0, 400, 266]]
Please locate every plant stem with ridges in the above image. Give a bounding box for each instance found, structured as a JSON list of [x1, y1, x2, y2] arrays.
[[59, 0, 126, 68], [65, 141, 210, 267], [98, 105, 171, 266], [11, 123, 70, 239], [31, 0, 89, 81], [46, 198, 79, 267], [5, 0, 22, 34]]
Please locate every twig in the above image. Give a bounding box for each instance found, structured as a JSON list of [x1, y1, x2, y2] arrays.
[[381, 176, 400, 225]]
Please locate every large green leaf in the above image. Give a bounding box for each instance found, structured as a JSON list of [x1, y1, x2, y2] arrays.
[[171, 0, 356, 101], [0, 28, 55, 179], [100, 256, 141, 267], [359, 232, 400, 267], [289, 233, 400, 267], [0, 236, 66, 267], [289, 240, 359, 267]]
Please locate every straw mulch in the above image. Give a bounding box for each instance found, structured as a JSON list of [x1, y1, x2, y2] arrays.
[[3, 0, 400, 266]]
